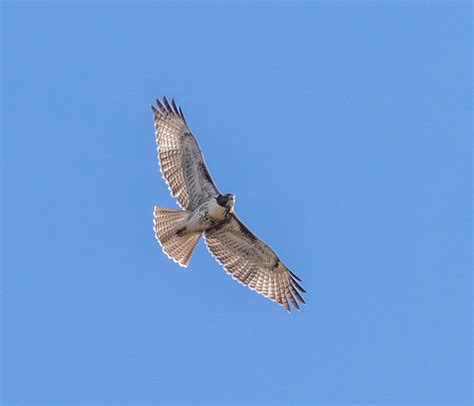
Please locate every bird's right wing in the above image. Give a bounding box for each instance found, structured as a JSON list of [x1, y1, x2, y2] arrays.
[[204, 214, 306, 312], [152, 97, 220, 211]]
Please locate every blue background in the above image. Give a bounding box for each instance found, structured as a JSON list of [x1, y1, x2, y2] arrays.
[[2, 1, 471, 405]]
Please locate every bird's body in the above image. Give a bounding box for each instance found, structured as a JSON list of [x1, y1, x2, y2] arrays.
[[176, 194, 234, 235], [152, 96, 306, 312]]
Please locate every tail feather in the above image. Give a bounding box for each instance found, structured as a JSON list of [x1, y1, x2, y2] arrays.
[[153, 206, 201, 267]]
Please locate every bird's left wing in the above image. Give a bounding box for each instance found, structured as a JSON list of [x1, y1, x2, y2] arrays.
[[152, 97, 219, 210], [204, 214, 306, 312]]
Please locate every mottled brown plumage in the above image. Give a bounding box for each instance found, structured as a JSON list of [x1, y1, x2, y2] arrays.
[[152, 97, 306, 312]]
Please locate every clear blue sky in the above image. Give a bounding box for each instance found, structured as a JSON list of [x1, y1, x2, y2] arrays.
[[1, 1, 471, 405]]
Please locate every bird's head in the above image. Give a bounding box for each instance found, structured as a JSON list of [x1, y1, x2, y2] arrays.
[[216, 193, 235, 211]]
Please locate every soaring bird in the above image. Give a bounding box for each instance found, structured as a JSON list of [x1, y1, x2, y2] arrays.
[[152, 97, 306, 312]]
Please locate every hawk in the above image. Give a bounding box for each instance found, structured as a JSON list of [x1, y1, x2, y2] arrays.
[[152, 97, 306, 312]]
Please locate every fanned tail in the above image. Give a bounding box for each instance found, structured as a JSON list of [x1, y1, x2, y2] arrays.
[[153, 206, 201, 267]]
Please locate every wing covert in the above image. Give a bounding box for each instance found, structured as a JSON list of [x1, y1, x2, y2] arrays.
[[204, 214, 306, 312], [152, 97, 219, 210]]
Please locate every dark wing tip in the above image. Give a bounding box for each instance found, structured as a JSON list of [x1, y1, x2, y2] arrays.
[[290, 283, 306, 304], [171, 98, 180, 116], [155, 98, 166, 113], [286, 291, 300, 311], [290, 276, 306, 293], [153, 97, 187, 125], [178, 106, 187, 124], [289, 270, 302, 281], [162, 96, 174, 115]]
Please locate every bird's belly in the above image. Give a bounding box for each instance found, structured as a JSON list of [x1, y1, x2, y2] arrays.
[[184, 205, 225, 234], [183, 212, 206, 233], [184, 215, 217, 233]]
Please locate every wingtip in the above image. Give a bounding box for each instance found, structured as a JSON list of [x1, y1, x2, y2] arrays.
[[155, 98, 166, 113], [290, 276, 306, 293], [179, 106, 187, 124], [286, 291, 300, 311], [290, 283, 306, 305], [171, 98, 180, 116], [153, 96, 187, 123]]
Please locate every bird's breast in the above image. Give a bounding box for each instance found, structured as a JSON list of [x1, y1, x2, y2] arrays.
[[207, 198, 227, 220]]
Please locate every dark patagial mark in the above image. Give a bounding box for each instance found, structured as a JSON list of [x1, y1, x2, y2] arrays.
[[235, 217, 258, 242], [199, 162, 214, 185]]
